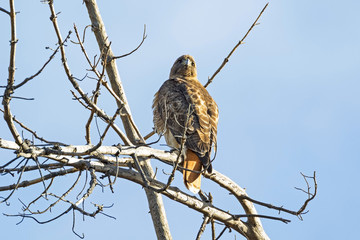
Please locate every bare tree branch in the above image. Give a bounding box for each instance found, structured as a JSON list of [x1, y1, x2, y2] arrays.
[[0, 168, 79, 192], [216, 226, 230, 240], [234, 214, 290, 224], [22, 171, 82, 215], [13, 45, 60, 89], [71, 24, 132, 146], [0, 107, 68, 146], [2, 0, 27, 149], [47, 4, 131, 146], [240, 172, 317, 219], [83, 1, 172, 239], [0, 158, 29, 203], [70, 25, 91, 45], [204, 2, 269, 88], [83, 0, 143, 143], [0, 95, 34, 100], [1, 163, 63, 174], [113, 24, 147, 59], [0, 6, 10, 15], [196, 216, 210, 240]]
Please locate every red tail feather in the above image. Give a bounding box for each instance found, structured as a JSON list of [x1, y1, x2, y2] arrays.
[[183, 149, 202, 194]]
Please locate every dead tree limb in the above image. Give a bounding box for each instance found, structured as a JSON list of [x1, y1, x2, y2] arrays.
[[2, 0, 27, 149], [82, 1, 172, 239]]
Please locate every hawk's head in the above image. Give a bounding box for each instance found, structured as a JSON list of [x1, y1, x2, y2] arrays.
[[169, 55, 197, 79]]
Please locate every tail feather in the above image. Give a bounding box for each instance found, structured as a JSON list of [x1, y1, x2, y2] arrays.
[[183, 149, 202, 194]]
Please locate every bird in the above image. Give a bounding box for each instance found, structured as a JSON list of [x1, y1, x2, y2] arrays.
[[152, 55, 219, 194]]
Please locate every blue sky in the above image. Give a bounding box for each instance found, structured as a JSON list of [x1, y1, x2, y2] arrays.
[[1, 0, 359, 239]]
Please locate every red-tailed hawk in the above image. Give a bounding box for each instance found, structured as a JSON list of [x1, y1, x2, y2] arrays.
[[152, 55, 219, 194]]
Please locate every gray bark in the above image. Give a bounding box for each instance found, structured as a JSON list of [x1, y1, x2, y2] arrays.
[[83, 1, 172, 239]]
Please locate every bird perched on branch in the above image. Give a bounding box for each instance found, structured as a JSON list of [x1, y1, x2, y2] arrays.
[[153, 55, 219, 194]]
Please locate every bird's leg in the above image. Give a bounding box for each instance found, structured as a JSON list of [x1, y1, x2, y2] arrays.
[[198, 190, 210, 202]]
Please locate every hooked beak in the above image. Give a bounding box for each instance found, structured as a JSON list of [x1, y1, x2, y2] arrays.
[[184, 58, 191, 66]]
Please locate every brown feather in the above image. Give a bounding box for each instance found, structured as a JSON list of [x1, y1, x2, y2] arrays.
[[153, 55, 219, 193], [183, 149, 202, 194]]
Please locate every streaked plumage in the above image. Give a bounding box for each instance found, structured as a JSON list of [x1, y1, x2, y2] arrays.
[[152, 55, 218, 193]]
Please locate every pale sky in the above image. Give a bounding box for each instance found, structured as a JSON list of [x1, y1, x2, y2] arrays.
[[1, 1, 359, 239]]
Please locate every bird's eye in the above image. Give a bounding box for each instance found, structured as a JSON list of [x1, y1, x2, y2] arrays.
[[191, 62, 195, 66]]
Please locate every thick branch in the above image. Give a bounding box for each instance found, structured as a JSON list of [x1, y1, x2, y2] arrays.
[[83, 1, 171, 239], [2, 0, 26, 148], [52, 158, 250, 237], [83, 0, 142, 143], [0, 168, 79, 192], [1, 138, 314, 239], [205, 170, 269, 239]]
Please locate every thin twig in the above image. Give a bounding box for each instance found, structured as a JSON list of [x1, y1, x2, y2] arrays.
[[0, 167, 79, 192], [70, 25, 91, 45], [196, 216, 210, 240], [0, 95, 34, 100], [20, 178, 54, 212], [73, 24, 110, 145], [23, 171, 82, 215], [5, 180, 104, 226], [215, 227, 230, 240], [4, 208, 71, 225], [130, 153, 150, 187], [84, 42, 112, 144], [204, 2, 269, 88], [233, 214, 290, 224], [72, 209, 85, 239], [101, 153, 120, 190], [0, 159, 29, 203], [72, 24, 132, 146], [84, 82, 101, 144], [83, 108, 120, 154], [1, 163, 64, 174], [3, 157, 25, 173], [294, 171, 317, 219], [209, 192, 216, 240], [48, 2, 132, 146], [113, 24, 147, 59], [73, 24, 93, 70], [0, 107, 68, 146], [241, 171, 317, 218], [14, 45, 60, 89], [143, 130, 155, 140], [0, 7, 10, 15], [33, 157, 47, 195], [0, 156, 21, 169], [75, 168, 97, 207]]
